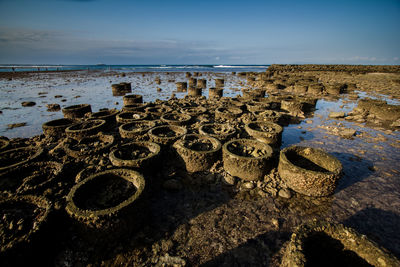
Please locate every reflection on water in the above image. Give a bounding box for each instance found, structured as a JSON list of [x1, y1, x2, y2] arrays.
[[356, 90, 400, 105], [281, 95, 400, 257], [282, 95, 400, 181], [0, 71, 243, 138]]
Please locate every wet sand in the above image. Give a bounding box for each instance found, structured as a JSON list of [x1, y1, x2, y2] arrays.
[[0, 65, 400, 266]]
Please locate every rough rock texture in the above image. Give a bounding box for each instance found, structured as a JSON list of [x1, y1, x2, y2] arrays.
[[173, 134, 221, 172], [281, 220, 400, 267], [278, 146, 342, 197], [223, 139, 273, 181]]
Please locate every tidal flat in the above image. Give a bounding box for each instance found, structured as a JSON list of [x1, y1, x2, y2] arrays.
[[0, 65, 399, 266]]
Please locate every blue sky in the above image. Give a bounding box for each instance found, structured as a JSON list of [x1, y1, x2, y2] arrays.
[[0, 0, 399, 64]]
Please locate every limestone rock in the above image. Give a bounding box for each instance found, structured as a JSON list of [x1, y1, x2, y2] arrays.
[[340, 128, 356, 138], [278, 188, 292, 199], [242, 182, 255, 190], [46, 104, 61, 111], [222, 174, 236, 185], [21, 101, 36, 107], [329, 111, 345, 118]]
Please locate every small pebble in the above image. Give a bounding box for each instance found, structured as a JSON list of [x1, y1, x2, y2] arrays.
[[242, 182, 255, 190], [46, 103, 61, 111], [21, 101, 36, 107], [278, 188, 292, 199], [222, 174, 236, 185], [271, 218, 279, 228], [340, 128, 356, 138], [7, 122, 27, 129], [329, 111, 346, 118]]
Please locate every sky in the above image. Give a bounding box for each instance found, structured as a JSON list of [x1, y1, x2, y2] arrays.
[[0, 0, 399, 65]]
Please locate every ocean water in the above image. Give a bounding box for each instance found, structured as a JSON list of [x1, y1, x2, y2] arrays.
[[0, 64, 269, 73]]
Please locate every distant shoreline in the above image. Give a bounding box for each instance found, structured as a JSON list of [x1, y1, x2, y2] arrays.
[[0, 64, 270, 73], [267, 64, 400, 73], [0, 64, 270, 77], [0, 69, 87, 78], [1, 64, 399, 78]]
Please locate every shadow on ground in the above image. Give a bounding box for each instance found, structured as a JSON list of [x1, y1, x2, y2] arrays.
[[200, 230, 290, 267], [332, 152, 375, 193], [342, 207, 400, 259]]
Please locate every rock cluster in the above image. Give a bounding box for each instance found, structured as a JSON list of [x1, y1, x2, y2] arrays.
[[1, 65, 399, 265]]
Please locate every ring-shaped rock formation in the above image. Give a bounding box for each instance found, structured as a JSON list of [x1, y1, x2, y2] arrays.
[[65, 120, 106, 140], [119, 120, 156, 140], [62, 104, 92, 119], [42, 118, 75, 139], [173, 134, 222, 172], [65, 169, 146, 239], [148, 125, 187, 146], [199, 123, 236, 142], [280, 220, 400, 267], [63, 134, 114, 159], [109, 142, 161, 169], [161, 113, 192, 126], [245, 121, 283, 146], [116, 111, 148, 124], [222, 139, 273, 181], [0, 146, 44, 173], [278, 146, 342, 197]]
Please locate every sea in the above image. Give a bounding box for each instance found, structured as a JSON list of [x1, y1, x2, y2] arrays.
[[0, 64, 269, 73]]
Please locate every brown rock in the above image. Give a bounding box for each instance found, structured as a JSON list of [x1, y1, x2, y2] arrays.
[[278, 188, 292, 198], [7, 122, 27, 129], [329, 112, 346, 118], [46, 104, 61, 111], [340, 128, 356, 138], [21, 101, 36, 107], [222, 174, 236, 185]]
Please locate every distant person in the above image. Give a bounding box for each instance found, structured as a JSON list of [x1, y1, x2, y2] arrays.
[[12, 67, 15, 72]]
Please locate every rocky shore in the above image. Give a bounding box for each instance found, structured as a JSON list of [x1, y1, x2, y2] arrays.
[[1, 65, 400, 266]]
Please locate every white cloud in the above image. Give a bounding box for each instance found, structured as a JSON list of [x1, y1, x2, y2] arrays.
[[0, 27, 243, 64], [0, 27, 60, 44]]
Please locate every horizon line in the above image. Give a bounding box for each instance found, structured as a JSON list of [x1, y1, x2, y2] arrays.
[[1, 63, 399, 66]]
